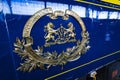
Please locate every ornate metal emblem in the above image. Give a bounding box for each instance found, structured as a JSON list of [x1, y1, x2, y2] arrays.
[[44, 22, 76, 47], [14, 8, 90, 72]]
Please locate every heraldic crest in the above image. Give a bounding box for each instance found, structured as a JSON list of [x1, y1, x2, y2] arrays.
[[14, 8, 90, 72]]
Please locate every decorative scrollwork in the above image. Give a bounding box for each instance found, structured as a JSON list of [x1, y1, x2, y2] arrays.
[[14, 8, 90, 72]]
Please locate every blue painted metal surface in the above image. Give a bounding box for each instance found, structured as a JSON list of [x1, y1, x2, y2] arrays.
[[0, 0, 120, 80]]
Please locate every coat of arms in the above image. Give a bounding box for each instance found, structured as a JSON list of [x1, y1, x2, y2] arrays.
[[14, 8, 90, 72]]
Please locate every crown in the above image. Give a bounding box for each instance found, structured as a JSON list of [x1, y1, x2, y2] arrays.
[[44, 22, 76, 47]]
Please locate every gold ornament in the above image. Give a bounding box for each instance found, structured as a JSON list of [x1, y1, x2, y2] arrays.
[[44, 22, 76, 47], [14, 8, 90, 72]]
